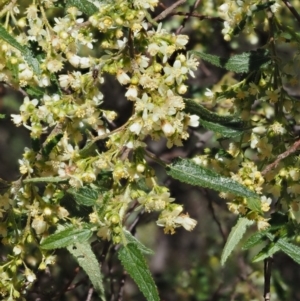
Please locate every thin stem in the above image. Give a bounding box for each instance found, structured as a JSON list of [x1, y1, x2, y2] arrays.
[[153, 0, 187, 22], [85, 287, 94, 301], [170, 12, 223, 22], [176, 0, 202, 34], [261, 139, 300, 175], [281, 0, 300, 25], [264, 258, 272, 301], [0, 0, 17, 18]]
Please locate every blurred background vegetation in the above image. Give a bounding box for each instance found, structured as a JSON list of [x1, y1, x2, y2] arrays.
[[1, 0, 300, 300]]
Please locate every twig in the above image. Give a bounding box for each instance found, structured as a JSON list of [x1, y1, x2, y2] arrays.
[[117, 271, 127, 301], [207, 195, 226, 244], [170, 11, 224, 22], [281, 0, 300, 25], [264, 258, 272, 301], [85, 287, 94, 301], [176, 0, 202, 34], [261, 139, 300, 175], [153, 0, 187, 22]]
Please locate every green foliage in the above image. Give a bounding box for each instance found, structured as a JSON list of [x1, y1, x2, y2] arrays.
[[40, 226, 93, 249], [124, 230, 154, 255], [66, 0, 98, 16], [199, 119, 244, 138], [221, 217, 254, 265], [0, 24, 41, 75], [67, 242, 106, 300], [184, 98, 244, 126], [167, 158, 259, 199], [275, 239, 300, 265], [252, 243, 280, 262], [190, 50, 271, 73], [118, 243, 159, 301], [68, 186, 99, 206]]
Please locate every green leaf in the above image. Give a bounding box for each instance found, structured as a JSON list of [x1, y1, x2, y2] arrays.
[[118, 244, 159, 301], [276, 238, 300, 265], [190, 49, 270, 73], [66, 0, 98, 16], [0, 114, 5, 119], [67, 242, 106, 301], [40, 226, 92, 250], [199, 119, 244, 138], [221, 217, 254, 265], [184, 98, 244, 126], [42, 133, 63, 157], [25, 86, 45, 97], [124, 230, 154, 255], [23, 177, 67, 183], [252, 242, 280, 262], [167, 158, 259, 199], [68, 186, 99, 207], [0, 25, 41, 75], [247, 198, 262, 212], [242, 230, 268, 250]]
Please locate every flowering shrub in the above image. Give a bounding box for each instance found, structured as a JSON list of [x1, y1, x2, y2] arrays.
[[1, 0, 300, 300]]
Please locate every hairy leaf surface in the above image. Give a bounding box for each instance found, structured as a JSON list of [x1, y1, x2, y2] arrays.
[[68, 186, 99, 206], [124, 230, 154, 255], [184, 98, 244, 126], [40, 226, 92, 249], [190, 49, 270, 73], [118, 244, 159, 301], [67, 242, 105, 301], [0, 25, 41, 75], [167, 158, 259, 199], [221, 217, 254, 265], [199, 119, 244, 138], [66, 0, 98, 16]]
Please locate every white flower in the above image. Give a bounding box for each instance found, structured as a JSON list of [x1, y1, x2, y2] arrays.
[[129, 122, 142, 134], [148, 43, 160, 56], [162, 122, 175, 136], [270, 3, 280, 13], [125, 85, 138, 100], [11, 114, 23, 126], [68, 53, 81, 67], [175, 35, 189, 48], [58, 74, 71, 88], [80, 57, 91, 68], [117, 70, 131, 85], [188, 115, 199, 127], [252, 126, 267, 135], [174, 214, 197, 231]]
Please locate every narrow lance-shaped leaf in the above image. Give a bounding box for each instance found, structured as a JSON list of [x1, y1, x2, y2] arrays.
[[166, 158, 259, 199], [67, 242, 106, 301], [118, 243, 159, 301], [199, 119, 244, 138], [0, 25, 41, 75], [252, 242, 280, 262], [124, 230, 154, 255], [221, 217, 254, 265], [66, 0, 98, 16], [276, 238, 300, 265], [184, 98, 244, 126], [242, 230, 268, 250], [190, 49, 270, 73], [40, 226, 93, 250]]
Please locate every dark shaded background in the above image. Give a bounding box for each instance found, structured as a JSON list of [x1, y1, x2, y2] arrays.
[[1, 0, 300, 300]]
